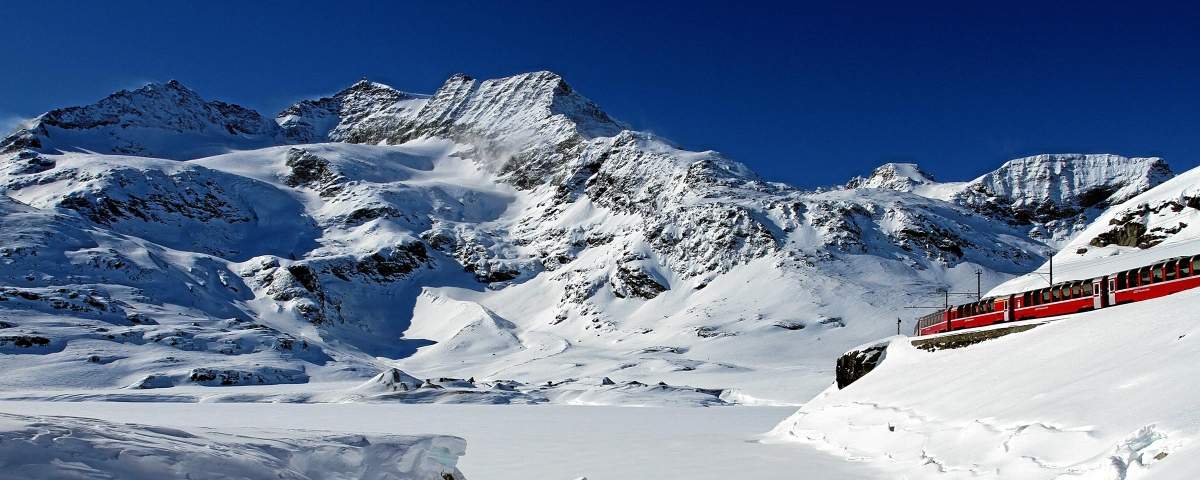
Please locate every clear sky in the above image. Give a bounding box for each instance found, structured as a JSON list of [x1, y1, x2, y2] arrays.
[[1, 1, 1198, 187]]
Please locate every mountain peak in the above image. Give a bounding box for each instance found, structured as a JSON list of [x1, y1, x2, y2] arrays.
[[424, 70, 626, 139], [0, 80, 279, 159], [846, 162, 936, 191], [276, 78, 424, 144]]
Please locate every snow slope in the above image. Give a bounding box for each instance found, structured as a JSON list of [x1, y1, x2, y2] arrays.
[[0, 412, 466, 480], [0, 72, 1172, 406]]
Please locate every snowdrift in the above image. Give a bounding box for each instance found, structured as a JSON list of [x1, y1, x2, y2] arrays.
[[0, 412, 467, 480]]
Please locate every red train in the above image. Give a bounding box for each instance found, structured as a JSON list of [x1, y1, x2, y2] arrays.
[[915, 254, 1200, 336]]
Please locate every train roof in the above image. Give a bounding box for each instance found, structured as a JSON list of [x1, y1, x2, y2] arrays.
[[985, 240, 1200, 297]]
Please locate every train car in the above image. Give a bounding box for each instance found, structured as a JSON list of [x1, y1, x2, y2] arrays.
[[915, 310, 948, 336], [1011, 279, 1097, 321], [1109, 255, 1200, 305], [912, 254, 1200, 337]]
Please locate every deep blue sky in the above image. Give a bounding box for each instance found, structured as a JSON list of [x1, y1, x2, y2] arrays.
[[2, 1, 1198, 187]]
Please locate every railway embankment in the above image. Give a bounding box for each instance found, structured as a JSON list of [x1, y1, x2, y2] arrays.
[[836, 321, 1048, 388]]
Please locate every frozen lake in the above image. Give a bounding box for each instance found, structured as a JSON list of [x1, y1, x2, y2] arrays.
[[0, 402, 885, 479]]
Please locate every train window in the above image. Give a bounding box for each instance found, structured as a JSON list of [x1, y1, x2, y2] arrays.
[[1166, 260, 1178, 280], [1083, 282, 1093, 296], [1193, 256, 1200, 275], [1183, 260, 1192, 277], [1141, 268, 1152, 285], [1116, 272, 1126, 290], [1042, 289, 1051, 303], [1153, 265, 1164, 283], [1072, 283, 1082, 297], [1051, 288, 1060, 301], [1023, 292, 1031, 306]]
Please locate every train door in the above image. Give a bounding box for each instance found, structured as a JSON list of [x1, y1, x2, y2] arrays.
[[1005, 294, 1015, 322], [1107, 275, 1117, 305], [1092, 277, 1107, 309]]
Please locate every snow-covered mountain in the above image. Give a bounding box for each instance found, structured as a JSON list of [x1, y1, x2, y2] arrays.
[[0, 72, 1172, 403], [0, 80, 281, 159], [848, 154, 1172, 247]]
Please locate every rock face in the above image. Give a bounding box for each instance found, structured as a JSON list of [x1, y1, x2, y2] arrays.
[[950, 154, 1172, 245], [835, 344, 887, 389], [0, 71, 1174, 400]]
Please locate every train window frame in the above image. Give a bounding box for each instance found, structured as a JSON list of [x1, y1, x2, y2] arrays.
[[1072, 283, 1083, 297], [1042, 289, 1051, 303], [1153, 264, 1165, 283], [1183, 260, 1192, 277], [1141, 268, 1152, 285], [1023, 292, 1032, 306], [1051, 287, 1060, 301], [1116, 272, 1127, 290], [1083, 281, 1093, 296], [1166, 260, 1178, 280]]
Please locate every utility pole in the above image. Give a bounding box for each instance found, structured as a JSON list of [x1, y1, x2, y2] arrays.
[[1032, 255, 1056, 287], [975, 269, 982, 300]]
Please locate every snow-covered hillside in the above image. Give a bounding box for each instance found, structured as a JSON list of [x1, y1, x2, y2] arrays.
[[772, 163, 1200, 478], [0, 72, 1172, 404]]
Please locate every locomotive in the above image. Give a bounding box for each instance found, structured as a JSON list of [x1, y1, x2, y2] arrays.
[[915, 254, 1200, 336]]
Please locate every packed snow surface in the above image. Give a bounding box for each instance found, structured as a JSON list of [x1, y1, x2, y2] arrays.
[[0, 402, 886, 480]]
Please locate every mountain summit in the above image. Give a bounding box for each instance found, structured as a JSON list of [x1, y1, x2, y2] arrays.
[[1, 80, 280, 159]]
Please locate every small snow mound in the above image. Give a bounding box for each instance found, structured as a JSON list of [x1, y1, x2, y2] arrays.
[[354, 367, 424, 393]]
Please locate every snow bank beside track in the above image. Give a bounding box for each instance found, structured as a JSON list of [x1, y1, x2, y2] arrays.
[[770, 289, 1200, 479]]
